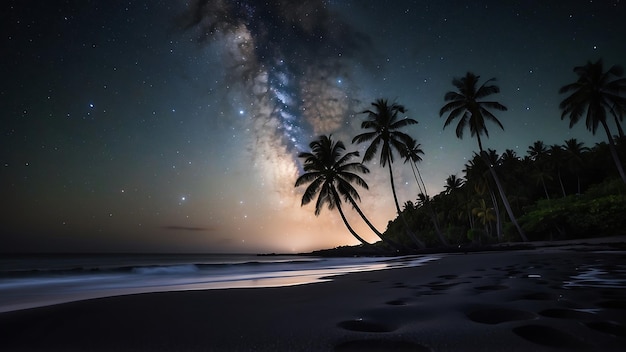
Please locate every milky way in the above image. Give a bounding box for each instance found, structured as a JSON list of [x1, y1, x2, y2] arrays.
[[179, 0, 369, 164], [4, 0, 625, 253]]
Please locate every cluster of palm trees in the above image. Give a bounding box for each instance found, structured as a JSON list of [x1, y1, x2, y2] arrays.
[[427, 137, 621, 244], [294, 59, 626, 250]]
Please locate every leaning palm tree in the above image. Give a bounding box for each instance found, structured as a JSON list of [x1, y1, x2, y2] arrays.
[[295, 135, 372, 246], [353, 99, 418, 214], [559, 59, 626, 183], [402, 137, 447, 246], [353, 99, 424, 248], [402, 137, 428, 197], [440, 72, 528, 241]]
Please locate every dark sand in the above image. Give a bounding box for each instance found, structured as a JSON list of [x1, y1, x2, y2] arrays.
[[2, 241, 625, 351]]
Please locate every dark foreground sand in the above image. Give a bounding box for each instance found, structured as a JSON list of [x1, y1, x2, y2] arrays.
[[1, 242, 625, 351]]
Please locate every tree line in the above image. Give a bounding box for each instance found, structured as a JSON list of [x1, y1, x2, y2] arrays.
[[294, 59, 626, 252]]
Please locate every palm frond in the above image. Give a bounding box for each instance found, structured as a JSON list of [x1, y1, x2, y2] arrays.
[[301, 177, 323, 207], [352, 131, 377, 144], [480, 108, 505, 131], [390, 118, 418, 130], [455, 113, 468, 139], [295, 171, 322, 187], [480, 101, 507, 112], [362, 136, 381, 163]]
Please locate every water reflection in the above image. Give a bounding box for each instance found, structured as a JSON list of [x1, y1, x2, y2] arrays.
[[564, 264, 626, 289]]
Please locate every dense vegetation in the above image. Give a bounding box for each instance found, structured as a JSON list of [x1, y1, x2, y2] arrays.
[[295, 59, 626, 252], [384, 145, 626, 248]]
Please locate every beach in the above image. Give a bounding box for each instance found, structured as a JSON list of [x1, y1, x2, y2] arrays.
[[1, 241, 625, 351]]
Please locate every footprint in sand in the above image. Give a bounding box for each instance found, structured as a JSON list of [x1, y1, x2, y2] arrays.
[[391, 282, 409, 289], [437, 274, 458, 280], [597, 299, 626, 310], [337, 318, 396, 333], [467, 307, 536, 324], [512, 324, 589, 349], [334, 339, 430, 351], [520, 292, 560, 301], [386, 299, 409, 306], [538, 308, 597, 320], [585, 321, 626, 338], [474, 284, 508, 291]]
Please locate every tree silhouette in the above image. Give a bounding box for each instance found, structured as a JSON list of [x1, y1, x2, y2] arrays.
[[444, 174, 464, 194], [295, 135, 373, 246], [402, 137, 428, 197], [559, 59, 626, 183], [527, 140, 548, 161], [402, 136, 447, 246], [440, 72, 527, 241], [353, 99, 424, 248], [563, 138, 589, 194], [472, 198, 496, 241]]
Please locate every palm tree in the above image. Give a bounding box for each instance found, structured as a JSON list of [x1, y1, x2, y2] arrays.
[[444, 174, 464, 194], [472, 198, 496, 239], [294, 135, 373, 246], [527, 140, 553, 198], [440, 72, 528, 241], [530, 164, 554, 200], [402, 137, 428, 197], [563, 138, 589, 194], [353, 99, 424, 248], [559, 59, 626, 183], [402, 137, 447, 246], [527, 140, 548, 161]]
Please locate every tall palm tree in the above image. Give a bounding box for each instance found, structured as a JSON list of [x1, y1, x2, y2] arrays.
[[402, 137, 428, 197], [440, 72, 528, 241], [464, 156, 502, 241], [294, 135, 373, 246], [353, 99, 424, 248], [559, 59, 626, 183], [402, 137, 447, 246], [353, 99, 418, 214]]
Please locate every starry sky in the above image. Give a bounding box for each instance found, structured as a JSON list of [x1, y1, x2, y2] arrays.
[[2, 0, 625, 253]]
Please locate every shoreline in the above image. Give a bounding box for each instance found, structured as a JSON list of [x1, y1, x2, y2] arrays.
[[1, 241, 625, 351]]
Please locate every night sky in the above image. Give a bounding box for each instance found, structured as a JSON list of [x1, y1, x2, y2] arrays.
[[2, 0, 625, 253]]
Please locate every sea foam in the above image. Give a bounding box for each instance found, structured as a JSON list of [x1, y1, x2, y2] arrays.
[[132, 264, 199, 275]]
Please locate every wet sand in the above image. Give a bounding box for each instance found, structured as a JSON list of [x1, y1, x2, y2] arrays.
[[1, 243, 625, 351]]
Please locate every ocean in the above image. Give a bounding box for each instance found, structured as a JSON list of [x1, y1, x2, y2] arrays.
[[0, 253, 441, 313]]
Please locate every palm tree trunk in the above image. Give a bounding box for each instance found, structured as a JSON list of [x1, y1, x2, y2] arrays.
[[335, 198, 371, 246], [388, 161, 425, 249], [613, 114, 625, 139], [541, 177, 550, 200], [602, 120, 626, 183], [476, 134, 485, 155], [409, 162, 424, 195], [410, 163, 447, 246], [480, 151, 528, 242], [488, 187, 502, 242], [558, 169, 566, 197], [346, 195, 401, 251], [388, 161, 403, 215], [416, 166, 429, 199]]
